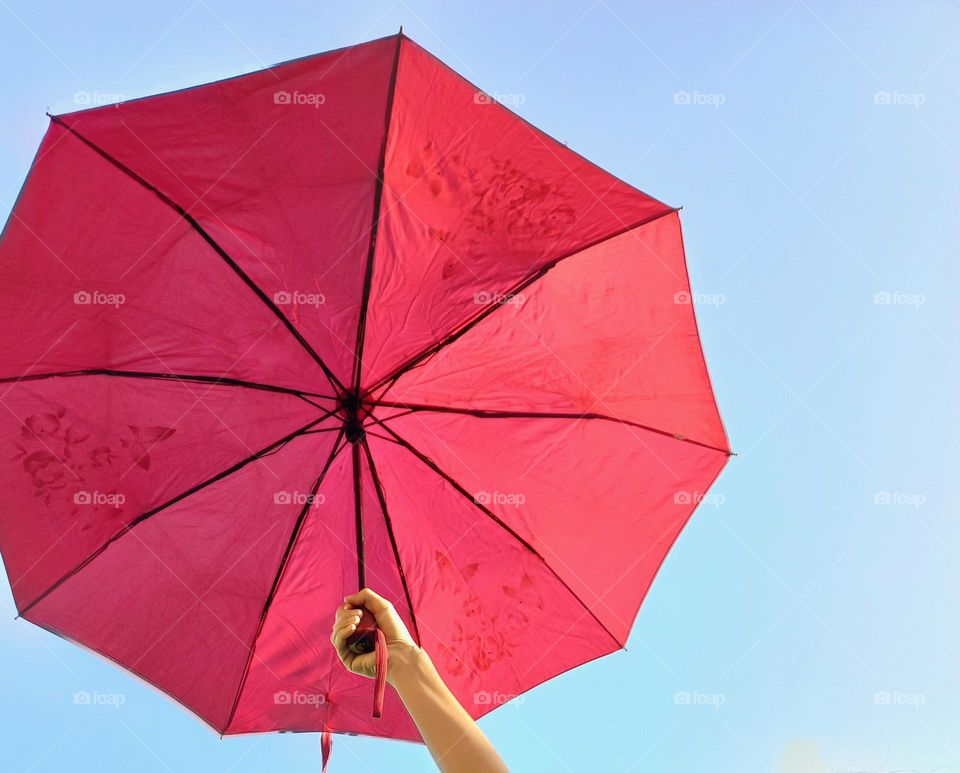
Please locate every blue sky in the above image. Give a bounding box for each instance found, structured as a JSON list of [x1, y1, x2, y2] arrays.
[[1, 2, 958, 771]]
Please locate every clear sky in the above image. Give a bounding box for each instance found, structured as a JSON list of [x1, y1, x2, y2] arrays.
[[1, 2, 958, 771]]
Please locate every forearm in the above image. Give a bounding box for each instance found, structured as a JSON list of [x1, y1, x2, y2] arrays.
[[389, 644, 509, 773]]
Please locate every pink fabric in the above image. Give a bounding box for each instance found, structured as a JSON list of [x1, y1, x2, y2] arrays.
[[0, 32, 729, 743]]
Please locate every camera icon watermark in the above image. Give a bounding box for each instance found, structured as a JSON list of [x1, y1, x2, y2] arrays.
[[873, 91, 925, 108], [473, 290, 525, 307], [474, 490, 526, 508], [273, 690, 326, 708], [274, 90, 326, 108], [673, 91, 725, 108], [473, 91, 525, 108], [273, 289, 326, 308], [673, 690, 725, 708], [873, 490, 925, 508], [874, 690, 925, 708], [274, 491, 325, 507], [74, 490, 126, 508], [872, 290, 925, 307], [673, 290, 725, 307], [74, 690, 126, 708], [73, 290, 126, 308], [74, 90, 124, 106], [474, 690, 523, 706], [673, 490, 725, 507]]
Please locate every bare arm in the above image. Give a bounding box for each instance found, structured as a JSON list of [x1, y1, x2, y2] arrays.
[[331, 588, 509, 773]]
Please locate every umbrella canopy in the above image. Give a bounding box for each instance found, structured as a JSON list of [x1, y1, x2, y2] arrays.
[[0, 32, 730, 741]]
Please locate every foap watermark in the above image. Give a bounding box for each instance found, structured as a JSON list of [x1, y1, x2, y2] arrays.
[[674, 490, 725, 507], [473, 290, 525, 307], [74, 90, 124, 106], [673, 90, 725, 108], [74, 690, 126, 708], [873, 90, 925, 109], [474, 490, 526, 508], [473, 91, 525, 108], [274, 491, 325, 507], [274, 90, 326, 107], [873, 490, 925, 508], [674, 690, 725, 708], [274, 690, 326, 708], [474, 690, 523, 706], [274, 290, 325, 308], [74, 490, 125, 508], [74, 290, 125, 308], [674, 290, 726, 307], [874, 690, 925, 708], [873, 290, 925, 307]]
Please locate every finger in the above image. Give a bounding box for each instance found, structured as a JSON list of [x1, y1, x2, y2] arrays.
[[331, 609, 362, 636], [344, 588, 393, 616], [331, 619, 358, 650], [333, 605, 362, 627], [330, 610, 362, 644]]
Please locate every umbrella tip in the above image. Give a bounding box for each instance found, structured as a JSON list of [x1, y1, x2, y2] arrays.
[[398, 25, 404, 35]]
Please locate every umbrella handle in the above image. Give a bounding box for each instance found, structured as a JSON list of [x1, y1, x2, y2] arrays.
[[345, 607, 378, 655], [345, 607, 388, 719]]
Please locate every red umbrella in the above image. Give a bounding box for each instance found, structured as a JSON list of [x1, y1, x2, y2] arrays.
[[0, 31, 729, 747]]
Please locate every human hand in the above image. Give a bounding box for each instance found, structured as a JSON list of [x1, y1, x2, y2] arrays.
[[330, 588, 421, 684], [331, 589, 508, 772]]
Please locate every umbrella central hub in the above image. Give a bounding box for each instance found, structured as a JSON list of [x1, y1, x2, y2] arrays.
[[342, 393, 366, 444]]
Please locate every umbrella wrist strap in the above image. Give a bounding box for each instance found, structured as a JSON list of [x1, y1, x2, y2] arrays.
[[321, 731, 332, 772], [320, 629, 387, 771], [373, 627, 387, 719]]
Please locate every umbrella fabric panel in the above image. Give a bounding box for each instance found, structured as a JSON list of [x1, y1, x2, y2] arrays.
[[383, 211, 728, 453], [380, 411, 729, 643], [360, 37, 674, 388], [366, 432, 618, 722], [24, 429, 341, 732], [48, 36, 401, 389], [227, 444, 420, 740], [0, 122, 330, 395], [0, 374, 329, 611]]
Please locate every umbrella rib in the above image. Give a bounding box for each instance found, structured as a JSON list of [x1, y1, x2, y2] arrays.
[[369, 417, 623, 650], [361, 207, 679, 399], [17, 409, 337, 618], [222, 427, 347, 734], [0, 368, 337, 403], [370, 400, 731, 455], [359, 436, 421, 645], [45, 114, 348, 399], [351, 33, 404, 393], [352, 440, 366, 590]]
